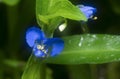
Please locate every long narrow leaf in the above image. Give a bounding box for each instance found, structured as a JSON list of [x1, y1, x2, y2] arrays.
[[45, 34, 120, 64]]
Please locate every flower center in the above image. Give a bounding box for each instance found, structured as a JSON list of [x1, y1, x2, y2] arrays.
[[37, 44, 47, 55]]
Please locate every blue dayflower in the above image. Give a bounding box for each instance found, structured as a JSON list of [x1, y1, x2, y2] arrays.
[[77, 5, 97, 19], [26, 27, 64, 58]]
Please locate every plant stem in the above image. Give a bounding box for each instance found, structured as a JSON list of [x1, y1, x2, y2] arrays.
[[41, 17, 63, 38], [22, 54, 46, 79]]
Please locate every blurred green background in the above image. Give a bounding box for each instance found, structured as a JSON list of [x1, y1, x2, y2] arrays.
[[0, 0, 120, 79]]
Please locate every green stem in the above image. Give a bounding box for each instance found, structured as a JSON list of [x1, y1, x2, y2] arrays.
[[41, 17, 63, 38], [43, 26, 54, 38], [22, 54, 46, 79]]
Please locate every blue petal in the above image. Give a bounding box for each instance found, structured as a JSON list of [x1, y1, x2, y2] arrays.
[[77, 5, 97, 19], [34, 50, 45, 57], [45, 38, 64, 56], [26, 27, 45, 47]]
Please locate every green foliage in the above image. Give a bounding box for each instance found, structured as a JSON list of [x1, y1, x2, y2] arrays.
[[45, 34, 120, 64], [2, 0, 20, 6], [36, 0, 87, 34]]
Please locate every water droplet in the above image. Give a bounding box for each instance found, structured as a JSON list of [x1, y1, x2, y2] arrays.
[[92, 35, 96, 38], [81, 57, 86, 59], [81, 37, 84, 41], [118, 58, 120, 61], [79, 42, 82, 47], [110, 54, 114, 57], [97, 57, 100, 60], [78, 37, 84, 47]]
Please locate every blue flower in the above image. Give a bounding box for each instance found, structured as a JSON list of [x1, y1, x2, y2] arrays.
[[26, 27, 64, 58], [77, 5, 97, 19]]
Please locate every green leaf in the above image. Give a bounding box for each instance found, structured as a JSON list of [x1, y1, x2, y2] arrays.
[[36, 0, 87, 26], [45, 34, 120, 64], [2, 0, 20, 6]]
